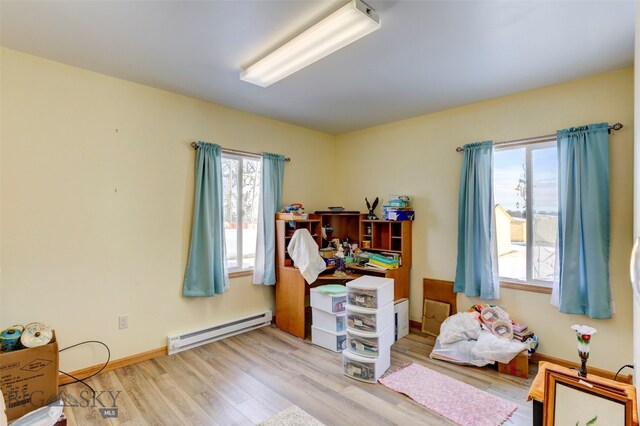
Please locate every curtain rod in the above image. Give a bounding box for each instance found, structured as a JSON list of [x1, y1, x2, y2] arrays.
[[190, 142, 291, 162], [455, 123, 623, 153]]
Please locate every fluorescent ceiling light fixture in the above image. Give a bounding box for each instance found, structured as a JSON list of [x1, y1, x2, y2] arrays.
[[240, 0, 381, 87]]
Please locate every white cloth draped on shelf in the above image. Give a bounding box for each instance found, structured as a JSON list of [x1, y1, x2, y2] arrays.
[[287, 228, 326, 284]]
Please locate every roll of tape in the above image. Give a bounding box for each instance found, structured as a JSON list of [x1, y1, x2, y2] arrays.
[[20, 322, 53, 348], [480, 307, 504, 326], [1, 325, 24, 352], [492, 319, 514, 339]]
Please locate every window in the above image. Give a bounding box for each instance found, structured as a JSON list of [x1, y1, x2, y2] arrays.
[[221, 153, 261, 272], [493, 140, 558, 286]]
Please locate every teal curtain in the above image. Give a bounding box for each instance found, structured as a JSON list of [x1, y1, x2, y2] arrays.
[[454, 141, 499, 300], [253, 153, 285, 285], [183, 142, 229, 297], [553, 123, 611, 318]]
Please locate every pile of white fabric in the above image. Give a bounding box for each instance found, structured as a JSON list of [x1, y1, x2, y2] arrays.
[[430, 310, 528, 367]]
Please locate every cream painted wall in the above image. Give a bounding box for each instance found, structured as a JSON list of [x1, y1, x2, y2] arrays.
[[335, 68, 634, 372], [0, 48, 335, 371], [1, 46, 634, 374]]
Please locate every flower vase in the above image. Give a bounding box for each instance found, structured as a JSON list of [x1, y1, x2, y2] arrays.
[[578, 350, 589, 378], [571, 325, 597, 379]]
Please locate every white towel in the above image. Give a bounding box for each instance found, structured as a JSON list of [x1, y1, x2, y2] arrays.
[[287, 228, 326, 284]]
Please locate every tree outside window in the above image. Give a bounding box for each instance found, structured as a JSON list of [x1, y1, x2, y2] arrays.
[[222, 154, 261, 271]]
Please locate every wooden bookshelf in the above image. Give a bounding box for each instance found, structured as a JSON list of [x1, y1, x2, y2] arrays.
[[360, 219, 412, 267], [275, 212, 413, 339]]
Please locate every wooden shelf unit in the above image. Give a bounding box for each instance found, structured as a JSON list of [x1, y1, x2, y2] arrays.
[[360, 219, 412, 267], [275, 212, 413, 339]]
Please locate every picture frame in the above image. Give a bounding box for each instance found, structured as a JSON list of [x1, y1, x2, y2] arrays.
[[543, 370, 633, 426]]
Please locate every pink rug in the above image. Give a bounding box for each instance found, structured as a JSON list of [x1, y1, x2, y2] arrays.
[[379, 363, 517, 426]]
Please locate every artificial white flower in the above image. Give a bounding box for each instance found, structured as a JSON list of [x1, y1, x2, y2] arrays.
[[571, 325, 597, 336]]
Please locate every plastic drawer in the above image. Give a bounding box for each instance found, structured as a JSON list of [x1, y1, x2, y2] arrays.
[[311, 326, 347, 352], [346, 302, 394, 333], [346, 276, 394, 309], [312, 308, 346, 333], [310, 288, 346, 313], [342, 348, 390, 383], [346, 325, 394, 357]]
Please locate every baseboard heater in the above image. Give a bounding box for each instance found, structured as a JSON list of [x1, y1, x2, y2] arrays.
[[167, 310, 272, 355]]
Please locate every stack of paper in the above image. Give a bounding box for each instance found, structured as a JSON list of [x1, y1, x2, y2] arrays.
[[368, 253, 399, 270]]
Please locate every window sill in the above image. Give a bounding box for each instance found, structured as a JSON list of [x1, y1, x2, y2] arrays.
[[229, 270, 253, 279], [500, 280, 552, 294]]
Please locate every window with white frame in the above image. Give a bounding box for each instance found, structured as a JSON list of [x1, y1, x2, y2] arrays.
[[493, 140, 558, 286], [221, 153, 262, 272]]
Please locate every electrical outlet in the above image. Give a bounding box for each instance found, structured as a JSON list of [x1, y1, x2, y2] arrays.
[[118, 315, 128, 330]]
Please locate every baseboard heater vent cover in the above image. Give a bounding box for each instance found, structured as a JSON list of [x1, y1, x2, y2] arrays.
[[167, 310, 272, 355]]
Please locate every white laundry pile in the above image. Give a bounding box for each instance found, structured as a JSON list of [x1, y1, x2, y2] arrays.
[[430, 310, 528, 366]]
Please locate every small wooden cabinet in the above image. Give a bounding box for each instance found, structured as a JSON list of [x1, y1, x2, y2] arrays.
[[275, 213, 413, 339]]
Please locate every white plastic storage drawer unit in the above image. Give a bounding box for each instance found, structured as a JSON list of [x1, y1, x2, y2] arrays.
[[346, 325, 394, 357], [346, 302, 394, 333], [310, 287, 346, 314], [312, 308, 346, 333], [346, 276, 394, 309], [342, 348, 390, 383], [311, 326, 347, 352]]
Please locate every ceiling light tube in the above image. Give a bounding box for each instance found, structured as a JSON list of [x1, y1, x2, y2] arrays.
[[240, 0, 381, 87]]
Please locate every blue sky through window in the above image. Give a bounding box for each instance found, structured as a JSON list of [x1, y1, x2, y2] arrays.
[[494, 146, 557, 214]]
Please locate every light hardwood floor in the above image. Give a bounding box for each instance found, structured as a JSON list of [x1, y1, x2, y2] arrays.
[[61, 326, 535, 425]]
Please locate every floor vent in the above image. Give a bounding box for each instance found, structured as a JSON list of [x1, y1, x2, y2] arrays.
[[167, 310, 272, 355]]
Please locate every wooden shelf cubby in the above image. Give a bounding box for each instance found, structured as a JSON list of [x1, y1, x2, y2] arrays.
[[360, 219, 412, 267]]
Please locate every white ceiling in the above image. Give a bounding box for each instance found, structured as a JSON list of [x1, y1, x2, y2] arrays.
[[0, 0, 635, 135]]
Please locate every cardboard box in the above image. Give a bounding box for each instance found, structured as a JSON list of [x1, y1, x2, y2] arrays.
[[498, 350, 529, 378], [421, 299, 450, 337], [0, 332, 59, 420]]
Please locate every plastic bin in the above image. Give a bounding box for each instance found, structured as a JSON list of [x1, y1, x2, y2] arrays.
[[346, 276, 394, 309], [311, 326, 347, 352], [312, 308, 346, 333], [346, 302, 394, 333], [346, 325, 394, 357], [384, 208, 415, 221], [310, 287, 346, 313], [342, 348, 390, 383]]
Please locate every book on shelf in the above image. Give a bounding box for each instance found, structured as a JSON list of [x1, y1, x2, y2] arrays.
[[368, 259, 398, 270], [369, 253, 399, 265], [379, 252, 402, 266], [364, 262, 387, 271], [512, 323, 528, 333], [380, 252, 401, 261], [513, 331, 534, 342]]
